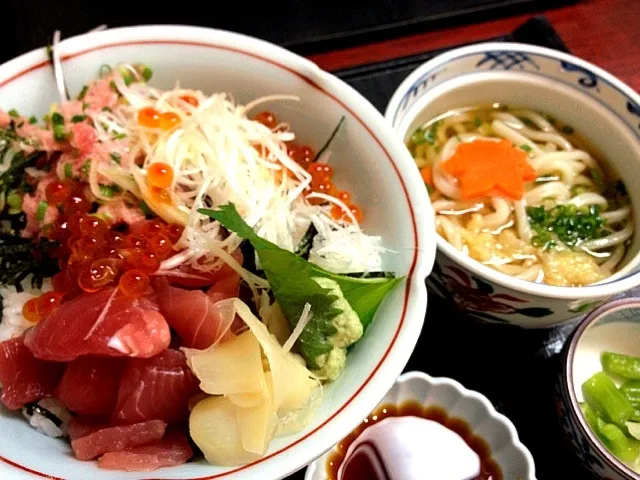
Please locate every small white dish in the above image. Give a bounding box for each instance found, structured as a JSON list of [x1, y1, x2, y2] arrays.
[[384, 42, 640, 328], [0, 25, 435, 480], [560, 298, 640, 479], [305, 371, 536, 480]]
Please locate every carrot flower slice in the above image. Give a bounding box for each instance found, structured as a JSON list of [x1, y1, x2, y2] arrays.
[[440, 139, 536, 200]]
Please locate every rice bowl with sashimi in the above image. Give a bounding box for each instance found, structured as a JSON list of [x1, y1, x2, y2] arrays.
[[0, 45, 413, 476]]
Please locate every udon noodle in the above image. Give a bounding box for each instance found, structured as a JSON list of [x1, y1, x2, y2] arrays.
[[407, 105, 633, 286]]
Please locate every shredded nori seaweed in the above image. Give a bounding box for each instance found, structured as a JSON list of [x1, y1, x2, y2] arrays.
[[340, 271, 396, 279], [23, 401, 64, 427], [294, 223, 317, 260], [312, 116, 345, 162]]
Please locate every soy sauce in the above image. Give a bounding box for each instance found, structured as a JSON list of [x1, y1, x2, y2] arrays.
[[326, 400, 502, 480]]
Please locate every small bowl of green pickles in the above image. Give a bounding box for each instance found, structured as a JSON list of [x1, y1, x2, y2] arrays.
[[561, 298, 640, 479]]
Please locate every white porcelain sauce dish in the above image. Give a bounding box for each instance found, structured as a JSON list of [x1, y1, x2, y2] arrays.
[[305, 371, 536, 480], [0, 25, 436, 480], [385, 42, 640, 328]]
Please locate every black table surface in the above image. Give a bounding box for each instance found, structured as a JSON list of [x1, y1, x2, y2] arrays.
[[287, 17, 600, 480], [0, 0, 578, 62]]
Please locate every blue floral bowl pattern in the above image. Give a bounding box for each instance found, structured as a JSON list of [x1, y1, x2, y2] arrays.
[[385, 42, 640, 329], [386, 45, 640, 139]]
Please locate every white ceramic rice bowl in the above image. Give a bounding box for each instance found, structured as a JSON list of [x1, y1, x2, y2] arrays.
[[305, 371, 536, 480], [0, 25, 435, 479]]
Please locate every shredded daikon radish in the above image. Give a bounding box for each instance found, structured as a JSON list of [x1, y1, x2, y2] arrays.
[[283, 302, 312, 353], [94, 69, 383, 291]]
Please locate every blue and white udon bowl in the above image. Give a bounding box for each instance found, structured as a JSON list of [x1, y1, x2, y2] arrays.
[[385, 42, 640, 328]]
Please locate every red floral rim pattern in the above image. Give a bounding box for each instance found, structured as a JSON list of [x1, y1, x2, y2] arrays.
[[0, 38, 420, 479]]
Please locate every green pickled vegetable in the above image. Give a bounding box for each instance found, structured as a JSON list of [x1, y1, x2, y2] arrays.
[[602, 352, 640, 380], [598, 422, 640, 462], [581, 402, 603, 433], [621, 380, 640, 407], [582, 371, 635, 428]]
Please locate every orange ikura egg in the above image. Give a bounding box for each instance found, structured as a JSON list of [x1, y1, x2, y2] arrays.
[[147, 163, 174, 189], [119, 270, 150, 298]]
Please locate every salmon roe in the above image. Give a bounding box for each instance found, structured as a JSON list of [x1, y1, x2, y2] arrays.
[[22, 298, 40, 323], [254, 111, 277, 129], [41, 206, 184, 300], [254, 111, 363, 222], [147, 163, 174, 189], [20, 174, 187, 322], [138, 107, 181, 130], [45, 180, 71, 205], [180, 95, 199, 107], [119, 270, 150, 298]]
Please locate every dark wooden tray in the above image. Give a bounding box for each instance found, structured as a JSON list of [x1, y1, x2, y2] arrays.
[[288, 16, 597, 480]]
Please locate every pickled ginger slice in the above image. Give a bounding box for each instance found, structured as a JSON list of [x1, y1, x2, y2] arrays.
[[235, 373, 277, 455], [186, 329, 266, 396], [230, 298, 319, 413], [190, 395, 261, 467]]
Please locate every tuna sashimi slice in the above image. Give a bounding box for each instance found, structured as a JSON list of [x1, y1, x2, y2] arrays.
[[112, 349, 200, 425], [56, 357, 125, 416], [25, 289, 170, 361], [156, 278, 239, 349], [71, 419, 167, 460], [0, 336, 64, 410], [97, 430, 193, 472], [67, 417, 108, 440], [207, 272, 241, 303]]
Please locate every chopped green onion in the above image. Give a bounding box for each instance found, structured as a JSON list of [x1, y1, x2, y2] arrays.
[[473, 116, 482, 127], [82, 102, 90, 111], [139, 201, 153, 216], [28, 116, 37, 125], [77, 85, 89, 100], [109, 80, 117, 92], [526, 204, 607, 247], [53, 124, 67, 142], [8, 109, 19, 118], [51, 112, 64, 125], [102, 106, 112, 112], [113, 132, 127, 140], [81, 160, 91, 176], [520, 144, 532, 153], [64, 163, 73, 178], [71, 114, 87, 123], [141, 66, 153, 82], [110, 152, 121, 164], [425, 122, 439, 145], [6, 190, 22, 210], [410, 128, 425, 145], [99, 64, 112, 77], [36, 201, 48, 222], [99, 185, 119, 198], [562, 125, 575, 135]]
